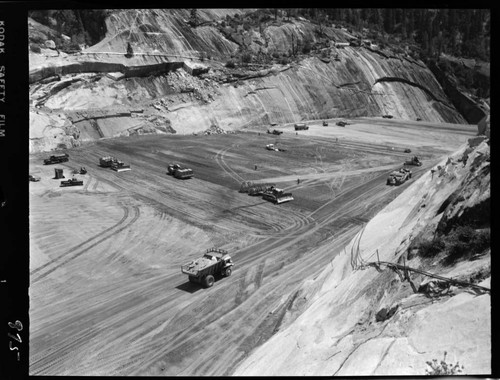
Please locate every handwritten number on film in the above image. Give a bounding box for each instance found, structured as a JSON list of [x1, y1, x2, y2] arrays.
[[7, 320, 23, 361]]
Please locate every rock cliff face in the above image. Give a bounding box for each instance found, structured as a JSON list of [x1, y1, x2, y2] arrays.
[[29, 9, 467, 153], [234, 137, 490, 376]]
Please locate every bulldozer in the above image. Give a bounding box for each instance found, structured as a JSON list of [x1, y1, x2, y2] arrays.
[[73, 167, 87, 175], [100, 156, 131, 172], [404, 156, 422, 166], [60, 177, 84, 187], [111, 160, 131, 172], [167, 163, 194, 179], [262, 186, 294, 204]]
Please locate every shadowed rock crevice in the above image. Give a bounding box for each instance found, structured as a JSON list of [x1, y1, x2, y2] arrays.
[[373, 76, 453, 109]]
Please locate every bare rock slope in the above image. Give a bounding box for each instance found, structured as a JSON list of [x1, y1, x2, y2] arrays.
[[234, 135, 490, 376], [29, 10, 467, 153]]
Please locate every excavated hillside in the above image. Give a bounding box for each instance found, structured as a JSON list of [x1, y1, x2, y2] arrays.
[[234, 133, 490, 376], [29, 9, 468, 153]]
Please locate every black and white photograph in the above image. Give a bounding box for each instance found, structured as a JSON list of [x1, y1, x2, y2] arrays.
[[18, 6, 494, 376]]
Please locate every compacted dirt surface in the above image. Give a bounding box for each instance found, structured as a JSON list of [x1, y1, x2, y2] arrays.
[[29, 118, 475, 376]]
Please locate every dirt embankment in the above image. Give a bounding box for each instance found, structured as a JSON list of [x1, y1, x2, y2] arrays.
[[234, 135, 490, 376]]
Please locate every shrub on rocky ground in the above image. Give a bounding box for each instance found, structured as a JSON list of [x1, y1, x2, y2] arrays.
[[417, 238, 446, 258], [241, 52, 253, 64], [442, 226, 490, 265], [412, 225, 490, 265], [425, 351, 464, 375]]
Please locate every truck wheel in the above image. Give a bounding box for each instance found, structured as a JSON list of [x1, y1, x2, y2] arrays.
[[224, 267, 232, 277], [204, 275, 215, 288]]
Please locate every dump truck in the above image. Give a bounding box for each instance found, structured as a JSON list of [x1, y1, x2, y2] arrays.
[[44, 153, 69, 165], [167, 163, 194, 179], [262, 186, 294, 204], [323, 120, 329, 126], [181, 248, 234, 288], [60, 177, 84, 187], [336, 120, 348, 126], [386, 168, 412, 186], [382, 114, 393, 119], [404, 156, 422, 166], [294, 123, 308, 130]]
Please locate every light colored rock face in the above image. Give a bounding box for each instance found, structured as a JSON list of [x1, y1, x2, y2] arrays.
[[29, 9, 469, 153], [94, 9, 243, 59], [234, 140, 490, 376]]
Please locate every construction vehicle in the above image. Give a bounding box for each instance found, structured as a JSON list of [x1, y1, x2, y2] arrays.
[[404, 149, 412, 153], [323, 120, 328, 126], [60, 177, 84, 187], [266, 143, 278, 151], [382, 114, 393, 119], [239, 181, 254, 193], [267, 129, 283, 135], [262, 186, 294, 204], [44, 153, 69, 165], [111, 160, 131, 172], [404, 156, 422, 166], [73, 167, 88, 175], [336, 120, 348, 127], [100, 156, 131, 172], [265, 143, 286, 152], [386, 168, 412, 186], [248, 183, 276, 196], [294, 123, 309, 130], [29, 174, 41, 182], [100, 156, 116, 168], [167, 163, 194, 179], [181, 248, 234, 288]]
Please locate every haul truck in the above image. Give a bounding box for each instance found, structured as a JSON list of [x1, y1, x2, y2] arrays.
[[181, 248, 234, 288]]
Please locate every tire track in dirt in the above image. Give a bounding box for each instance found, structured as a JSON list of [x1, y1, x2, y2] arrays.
[[30, 131, 449, 375], [130, 169, 398, 375], [214, 145, 245, 184], [30, 203, 129, 276], [214, 143, 318, 235], [31, 205, 140, 284]]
